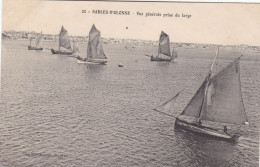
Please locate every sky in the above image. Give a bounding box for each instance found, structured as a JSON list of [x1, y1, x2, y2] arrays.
[[2, 0, 260, 46]]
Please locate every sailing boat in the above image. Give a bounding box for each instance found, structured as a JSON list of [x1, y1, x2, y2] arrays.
[[150, 31, 175, 62], [175, 47, 249, 141], [70, 38, 80, 58], [72, 39, 80, 53], [51, 26, 74, 55], [172, 48, 178, 59], [77, 24, 107, 65], [28, 31, 44, 50]]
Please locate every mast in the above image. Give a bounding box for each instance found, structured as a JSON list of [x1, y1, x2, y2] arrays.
[[200, 55, 248, 124], [181, 47, 247, 125], [198, 46, 219, 120]]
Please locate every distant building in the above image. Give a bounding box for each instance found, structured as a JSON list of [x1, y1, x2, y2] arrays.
[[2, 32, 11, 40]]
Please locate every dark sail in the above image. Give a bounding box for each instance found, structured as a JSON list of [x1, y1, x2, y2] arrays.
[[59, 26, 71, 50], [35, 31, 43, 47], [158, 31, 171, 57], [181, 78, 208, 118], [86, 24, 107, 60], [200, 58, 248, 124]]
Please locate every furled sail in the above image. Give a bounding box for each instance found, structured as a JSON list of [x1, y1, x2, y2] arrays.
[[35, 31, 43, 47], [86, 24, 107, 60], [200, 58, 248, 124], [158, 31, 171, 57], [59, 26, 71, 50]]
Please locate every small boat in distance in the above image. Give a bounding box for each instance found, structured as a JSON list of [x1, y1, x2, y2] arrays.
[[174, 47, 249, 141], [150, 31, 175, 62], [51, 26, 74, 55], [77, 24, 107, 65], [28, 31, 43, 50]]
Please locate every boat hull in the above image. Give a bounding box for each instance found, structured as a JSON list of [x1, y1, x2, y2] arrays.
[[28, 46, 43, 50], [151, 56, 172, 62], [51, 48, 74, 55], [77, 59, 107, 65], [175, 117, 240, 141]]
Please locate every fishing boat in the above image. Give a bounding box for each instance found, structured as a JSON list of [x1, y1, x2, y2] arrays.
[[51, 26, 74, 55], [175, 48, 249, 141], [77, 24, 107, 65], [150, 31, 175, 62], [28, 31, 43, 50]]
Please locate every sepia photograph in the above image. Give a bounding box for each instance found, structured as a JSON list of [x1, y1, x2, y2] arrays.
[[1, 0, 259, 166]]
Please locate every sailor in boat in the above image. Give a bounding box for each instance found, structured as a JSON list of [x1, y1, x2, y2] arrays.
[[223, 126, 230, 135]]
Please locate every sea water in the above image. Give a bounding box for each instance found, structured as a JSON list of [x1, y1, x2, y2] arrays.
[[1, 40, 259, 166]]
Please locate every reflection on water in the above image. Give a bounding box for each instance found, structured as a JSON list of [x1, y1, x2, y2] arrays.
[[175, 128, 236, 166], [1, 40, 259, 166], [82, 64, 105, 79]]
